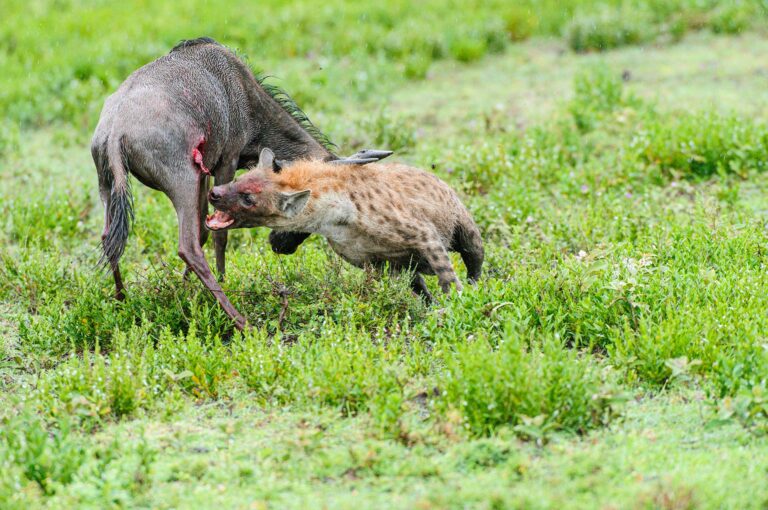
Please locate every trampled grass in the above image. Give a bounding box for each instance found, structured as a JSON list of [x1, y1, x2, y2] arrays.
[[2, 1, 768, 508]]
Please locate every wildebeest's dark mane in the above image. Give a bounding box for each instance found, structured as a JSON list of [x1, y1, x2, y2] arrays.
[[169, 38, 337, 153], [255, 74, 338, 152]]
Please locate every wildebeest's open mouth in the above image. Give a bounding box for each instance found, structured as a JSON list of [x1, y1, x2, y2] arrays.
[[205, 210, 235, 230]]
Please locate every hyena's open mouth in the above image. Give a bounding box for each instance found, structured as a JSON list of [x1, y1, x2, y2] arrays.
[[205, 210, 235, 230]]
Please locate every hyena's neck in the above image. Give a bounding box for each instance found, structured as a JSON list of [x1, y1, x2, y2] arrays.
[[266, 162, 362, 234], [277, 190, 356, 240], [272, 214, 316, 233]]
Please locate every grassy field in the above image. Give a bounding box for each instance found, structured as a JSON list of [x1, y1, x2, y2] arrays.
[[2, 1, 768, 508]]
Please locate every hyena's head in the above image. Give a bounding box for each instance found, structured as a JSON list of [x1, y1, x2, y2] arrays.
[[206, 148, 311, 231]]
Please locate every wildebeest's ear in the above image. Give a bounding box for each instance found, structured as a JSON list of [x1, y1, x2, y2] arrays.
[[257, 148, 275, 170], [277, 190, 311, 218]]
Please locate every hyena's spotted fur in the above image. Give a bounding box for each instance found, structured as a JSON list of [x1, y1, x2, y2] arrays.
[[206, 149, 483, 298]]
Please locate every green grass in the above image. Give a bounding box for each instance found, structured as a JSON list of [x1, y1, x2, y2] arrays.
[[3, 1, 768, 508], [2, 0, 765, 129]]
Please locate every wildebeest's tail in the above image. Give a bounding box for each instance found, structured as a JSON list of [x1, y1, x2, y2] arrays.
[[95, 133, 134, 269]]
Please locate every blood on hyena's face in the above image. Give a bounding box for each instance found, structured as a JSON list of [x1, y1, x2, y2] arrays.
[[206, 168, 311, 231], [206, 171, 278, 230]]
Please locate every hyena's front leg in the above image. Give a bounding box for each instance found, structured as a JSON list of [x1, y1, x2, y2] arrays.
[[418, 237, 462, 294]]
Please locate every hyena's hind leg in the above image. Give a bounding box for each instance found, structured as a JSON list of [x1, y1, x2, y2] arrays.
[[451, 216, 484, 284], [410, 273, 433, 303], [376, 261, 434, 303], [417, 233, 462, 294]]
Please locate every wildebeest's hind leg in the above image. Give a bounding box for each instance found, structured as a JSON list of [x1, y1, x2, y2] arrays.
[[269, 231, 312, 255], [106, 244, 126, 301], [170, 171, 246, 330]]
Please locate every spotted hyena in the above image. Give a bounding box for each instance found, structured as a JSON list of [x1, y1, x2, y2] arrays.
[[206, 148, 484, 299]]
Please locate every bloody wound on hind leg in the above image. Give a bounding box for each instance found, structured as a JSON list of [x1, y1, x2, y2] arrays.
[[192, 136, 211, 175]]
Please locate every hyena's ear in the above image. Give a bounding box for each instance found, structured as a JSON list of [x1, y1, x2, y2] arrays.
[[278, 190, 311, 218], [256, 148, 275, 171]]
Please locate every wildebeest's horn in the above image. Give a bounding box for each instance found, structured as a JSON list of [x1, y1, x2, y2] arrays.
[[330, 158, 379, 165], [347, 149, 393, 161]]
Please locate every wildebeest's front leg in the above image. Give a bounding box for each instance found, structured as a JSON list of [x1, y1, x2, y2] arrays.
[[171, 174, 246, 330], [213, 159, 238, 277], [182, 173, 211, 282]]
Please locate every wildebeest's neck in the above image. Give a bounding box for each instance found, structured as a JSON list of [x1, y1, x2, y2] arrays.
[[239, 81, 334, 167], [169, 39, 335, 168]]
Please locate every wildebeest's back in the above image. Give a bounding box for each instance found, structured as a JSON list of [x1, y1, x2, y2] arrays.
[[92, 40, 252, 189]]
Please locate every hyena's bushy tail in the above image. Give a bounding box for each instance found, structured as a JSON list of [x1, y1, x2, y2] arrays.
[[452, 214, 484, 283]]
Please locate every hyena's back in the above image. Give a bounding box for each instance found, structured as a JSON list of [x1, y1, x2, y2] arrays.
[[328, 163, 485, 286]]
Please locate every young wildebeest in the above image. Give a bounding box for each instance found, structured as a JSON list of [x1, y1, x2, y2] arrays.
[[206, 149, 484, 298], [91, 37, 391, 329]]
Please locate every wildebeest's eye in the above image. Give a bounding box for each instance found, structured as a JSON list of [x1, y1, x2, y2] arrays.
[[241, 194, 256, 206]]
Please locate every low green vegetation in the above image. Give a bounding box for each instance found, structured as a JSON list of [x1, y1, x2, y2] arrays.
[[2, 0, 766, 130], [564, 0, 765, 52], [2, 1, 768, 508]]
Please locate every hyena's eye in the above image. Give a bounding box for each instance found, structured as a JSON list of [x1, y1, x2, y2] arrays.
[[240, 194, 256, 207]]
